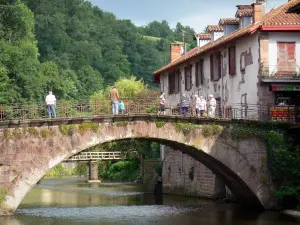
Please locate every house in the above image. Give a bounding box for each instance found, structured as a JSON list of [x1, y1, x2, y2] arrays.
[[153, 0, 300, 118]]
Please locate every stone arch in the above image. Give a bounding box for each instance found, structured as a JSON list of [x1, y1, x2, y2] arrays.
[[0, 121, 273, 215]]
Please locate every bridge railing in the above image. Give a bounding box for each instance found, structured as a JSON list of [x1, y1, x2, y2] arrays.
[[66, 151, 123, 161], [0, 99, 298, 123]]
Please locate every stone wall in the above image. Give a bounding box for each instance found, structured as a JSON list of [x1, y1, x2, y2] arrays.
[[162, 145, 216, 198], [142, 160, 159, 193]]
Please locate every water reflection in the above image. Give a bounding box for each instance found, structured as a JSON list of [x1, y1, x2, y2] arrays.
[[0, 178, 299, 225]]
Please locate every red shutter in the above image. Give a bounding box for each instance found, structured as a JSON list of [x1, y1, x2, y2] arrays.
[[195, 62, 199, 87], [277, 43, 287, 61], [210, 54, 214, 81], [287, 43, 295, 61]]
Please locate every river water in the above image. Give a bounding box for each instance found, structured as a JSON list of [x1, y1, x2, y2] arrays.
[[0, 178, 299, 225]]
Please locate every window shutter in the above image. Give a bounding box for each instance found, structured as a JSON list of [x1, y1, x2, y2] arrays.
[[287, 43, 295, 61], [218, 52, 222, 80], [229, 46, 236, 75], [210, 54, 214, 81], [184, 67, 187, 90], [200, 59, 204, 85], [277, 42, 287, 61], [189, 65, 192, 90], [195, 62, 199, 87]]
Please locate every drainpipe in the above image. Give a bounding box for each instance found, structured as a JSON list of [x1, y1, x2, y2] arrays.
[[221, 52, 225, 117]]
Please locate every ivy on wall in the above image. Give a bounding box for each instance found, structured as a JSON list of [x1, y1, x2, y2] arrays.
[[232, 123, 300, 209]]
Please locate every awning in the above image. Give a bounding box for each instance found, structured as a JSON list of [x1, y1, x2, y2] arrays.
[[271, 85, 300, 91]]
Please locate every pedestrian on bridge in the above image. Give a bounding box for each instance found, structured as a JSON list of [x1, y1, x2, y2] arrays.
[[109, 87, 120, 115], [207, 94, 216, 118], [181, 94, 190, 117], [158, 91, 167, 115], [119, 100, 125, 114], [45, 91, 56, 118]]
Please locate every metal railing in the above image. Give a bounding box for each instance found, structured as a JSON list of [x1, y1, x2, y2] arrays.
[[65, 152, 122, 161], [261, 63, 300, 79], [0, 99, 298, 124]]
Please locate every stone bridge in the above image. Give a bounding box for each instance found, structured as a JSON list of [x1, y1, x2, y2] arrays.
[[0, 115, 274, 215]]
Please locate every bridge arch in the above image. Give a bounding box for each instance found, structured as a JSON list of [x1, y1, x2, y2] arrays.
[[0, 119, 274, 215]]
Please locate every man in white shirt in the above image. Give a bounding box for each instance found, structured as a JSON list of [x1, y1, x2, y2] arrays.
[[45, 91, 56, 118]]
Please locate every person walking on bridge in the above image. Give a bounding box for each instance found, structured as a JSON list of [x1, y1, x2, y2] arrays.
[[45, 91, 56, 118], [109, 87, 120, 115], [181, 94, 190, 117]]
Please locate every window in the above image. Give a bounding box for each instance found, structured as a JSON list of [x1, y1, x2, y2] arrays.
[[277, 42, 296, 72], [195, 59, 204, 87], [210, 52, 221, 81], [185, 65, 192, 91], [229, 46, 236, 75], [168, 70, 180, 94]]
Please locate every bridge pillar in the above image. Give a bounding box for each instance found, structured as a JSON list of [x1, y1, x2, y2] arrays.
[[88, 161, 100, 183], [214, 175, 226, 199]]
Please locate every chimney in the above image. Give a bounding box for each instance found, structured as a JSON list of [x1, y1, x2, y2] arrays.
[[252, 2, 265, 24], [170, 43, 183, 62]]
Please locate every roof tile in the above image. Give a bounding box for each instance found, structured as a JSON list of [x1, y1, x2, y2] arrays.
[[219, 18, 239, 25], [195, 33, 212, 40], [206, 25, 224, 32]]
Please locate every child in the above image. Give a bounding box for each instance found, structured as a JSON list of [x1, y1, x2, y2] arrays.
[[119, 101, 125, 114]]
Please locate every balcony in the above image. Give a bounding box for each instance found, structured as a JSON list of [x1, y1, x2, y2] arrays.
[[261, 63, 300, 82]]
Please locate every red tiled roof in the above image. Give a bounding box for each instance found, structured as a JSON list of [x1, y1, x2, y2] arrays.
[[153, 0, 300, 78], [206, 25, 224, 32], [262, 1, 300, 25], [236, 5, 253, 17], [219, 18, 239, 25], [195, 33, 212, 40]]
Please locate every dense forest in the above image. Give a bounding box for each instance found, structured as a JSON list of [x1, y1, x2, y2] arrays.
[[0, 0, 196, 103]]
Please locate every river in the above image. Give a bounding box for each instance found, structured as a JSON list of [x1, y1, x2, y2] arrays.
[[0, 178, 299, 225]]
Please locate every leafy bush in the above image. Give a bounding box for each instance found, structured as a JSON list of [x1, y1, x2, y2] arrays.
[[106, 161, 140, 182]]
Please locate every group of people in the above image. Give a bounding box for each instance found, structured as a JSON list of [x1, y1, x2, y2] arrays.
[[45, 88, 216, 119], [45, 87, 126, 119], [159, 92, 217, 118]]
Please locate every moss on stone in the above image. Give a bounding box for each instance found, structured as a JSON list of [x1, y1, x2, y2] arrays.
[[0, 187, 8, 204], [114, 121, 129, 127], [40, 129, 51, 138], [173, 123, 199, 136], [27, 127, 39, 137], [155, 121, 166, 129], [3, 129, 12, 139], [59, 124, 77, 136], [202, 124, 224, 137], [79, 123, 99, 134], [12, 129, 22, 139]]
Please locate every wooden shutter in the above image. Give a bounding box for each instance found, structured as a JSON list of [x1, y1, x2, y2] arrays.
[[277, 42, 296, 72], [218, 52, 222, 80], [287, 43, 295, 61], [184, 67, 188, 90], [200, 59, 204, 85], [229, 46, 236, 75], [210, 54, 214, 81], [195, 62, 199, 87]]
